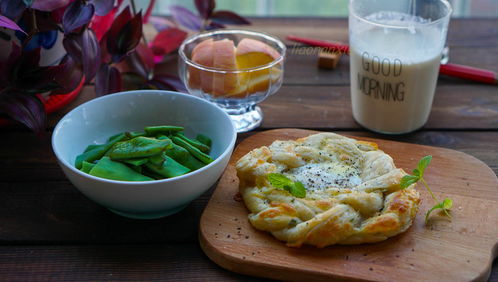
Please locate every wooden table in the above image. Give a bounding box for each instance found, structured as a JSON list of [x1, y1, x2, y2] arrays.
[[1, 18, 497, 281]]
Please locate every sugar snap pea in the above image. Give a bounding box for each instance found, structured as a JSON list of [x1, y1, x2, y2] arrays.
[[89, 157, 153, 181], [109, 137, 172, 160], [75, 133, 126, 169], [121, 158, 148, 166], [171, 136, 214, 165], [76, 126, 213, 181], [145, 156, 191, 178], [144, 126, 184, 136], [164, 144, 205, 170], [174, 132, 210, 153], [196, 134, 212, 147], [80, 161, 96, 173]]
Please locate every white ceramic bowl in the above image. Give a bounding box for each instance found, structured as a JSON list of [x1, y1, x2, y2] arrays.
[[52, 90, 236, 219]]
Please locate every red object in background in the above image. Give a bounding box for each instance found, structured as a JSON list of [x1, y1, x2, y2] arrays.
[[287, 35, 498, 85], [0, 77, 85, 126]]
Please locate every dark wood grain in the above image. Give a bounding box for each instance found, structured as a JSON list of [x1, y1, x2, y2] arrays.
[[0, 244, 260, 281]]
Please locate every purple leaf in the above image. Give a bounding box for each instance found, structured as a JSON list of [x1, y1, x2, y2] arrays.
[[1, 1, 27, 20], [109, 11, 143, 63], [169, 5, 202, 31], [52, 55, 84, 94], [0, 42, 21, 88], [195, 0, 215, 19], [63, 29, 101, 81], [126, 43, 154, 79], [89, 0, 114, 16], [0, 91, 46, 134], [32, 0, 72, 12], [210, 11, 250, 25], [0, 15, 26, 34], [150, 74, 187, 93], [205, 21, 225, 30], [9, 48, 63, 93], [62, 0, 95, 33], [95, 64, 121, 95], [80, 28, 101, 81]]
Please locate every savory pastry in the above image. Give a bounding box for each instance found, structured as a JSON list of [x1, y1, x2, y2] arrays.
[[236, 133, 420, 247]]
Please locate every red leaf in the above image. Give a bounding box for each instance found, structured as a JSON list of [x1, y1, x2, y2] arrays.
[[195, 0, 215, 19], [150, 27, 187, 56], [0, 92, 46, 134], [106, 7, 132, 54], [95, 64, 122, 95], [143, 0, 156, 23], [90, 7, 116, 40], [107, 10, 143, 63], [210, 10, 250, 25]]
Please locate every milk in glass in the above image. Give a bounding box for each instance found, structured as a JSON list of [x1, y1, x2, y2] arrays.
[[349, 11, 446, 133]]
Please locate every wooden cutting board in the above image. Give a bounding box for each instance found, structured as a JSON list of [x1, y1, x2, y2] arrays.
[[199, 129, 498, 281]]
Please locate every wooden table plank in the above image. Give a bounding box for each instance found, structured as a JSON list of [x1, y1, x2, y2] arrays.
[[42, 82, 498, 130], [0, 245, 494, 281], [0, 244, 258, 281]]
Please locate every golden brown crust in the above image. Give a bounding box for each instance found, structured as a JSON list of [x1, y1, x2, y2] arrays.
[[236, 133, 420, 247]]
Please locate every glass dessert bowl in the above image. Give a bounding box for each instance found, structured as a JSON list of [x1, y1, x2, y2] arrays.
[[178, 29, 286, 132]]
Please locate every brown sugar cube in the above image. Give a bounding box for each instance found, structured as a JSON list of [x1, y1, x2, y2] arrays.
[[318, 50, 342, 69]]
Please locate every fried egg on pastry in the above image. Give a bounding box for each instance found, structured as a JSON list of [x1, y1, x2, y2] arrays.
[[236, 133, 420, 247]]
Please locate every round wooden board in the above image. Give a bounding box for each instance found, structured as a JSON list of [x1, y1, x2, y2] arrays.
[[199, 129, 498, 281]]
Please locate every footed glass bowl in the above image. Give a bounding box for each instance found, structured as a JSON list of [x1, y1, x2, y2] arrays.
[[178, 29, 286, 133]]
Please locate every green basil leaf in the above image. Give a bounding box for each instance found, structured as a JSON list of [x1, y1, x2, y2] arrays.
[[417, 155, 432, 177], [442, 198, 453, 210], [289, 181, 306, 198], [267, 173, 293, 189], [400, 174, 419, 189]]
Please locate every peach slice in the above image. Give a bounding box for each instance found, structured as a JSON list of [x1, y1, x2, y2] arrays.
[[188, 39, 214, 92], [236, 38, 280, 60], [188, 37, 282, 98], [212, 39, 238, 95]]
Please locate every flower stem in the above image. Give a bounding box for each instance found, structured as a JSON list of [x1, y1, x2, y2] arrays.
[[421, 177, 451, 218]]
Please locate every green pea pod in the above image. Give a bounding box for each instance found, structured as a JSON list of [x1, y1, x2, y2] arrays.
[[196, 134, 212, 147], [172, 136, 214, 165], [156, 135, 170, 141], [145, 156, 191, 178], [174, 132, 210, 153], [75, 133, 126, 169], [83, 144, 100, 153], [130, 164, 142, 173], [107, 132, 125, 142], [164, 144, 204, 170], [109, 137, 172, 160], [148, 153, 165, 166], [144, 126, 184, 136], [141, 168, 165, 180], [121, 158, 148, 166], [80, 161, 96, 173], [89, 157, 153, 181], [125, 131, 146, 139]]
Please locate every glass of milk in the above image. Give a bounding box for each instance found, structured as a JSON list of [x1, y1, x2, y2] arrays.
[[349, 0, 452, 134]]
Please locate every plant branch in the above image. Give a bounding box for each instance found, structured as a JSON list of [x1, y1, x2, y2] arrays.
[[421, 177, 451, 218]]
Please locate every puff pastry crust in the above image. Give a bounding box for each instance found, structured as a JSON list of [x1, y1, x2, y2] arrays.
[[236, 133, 420, 247]]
